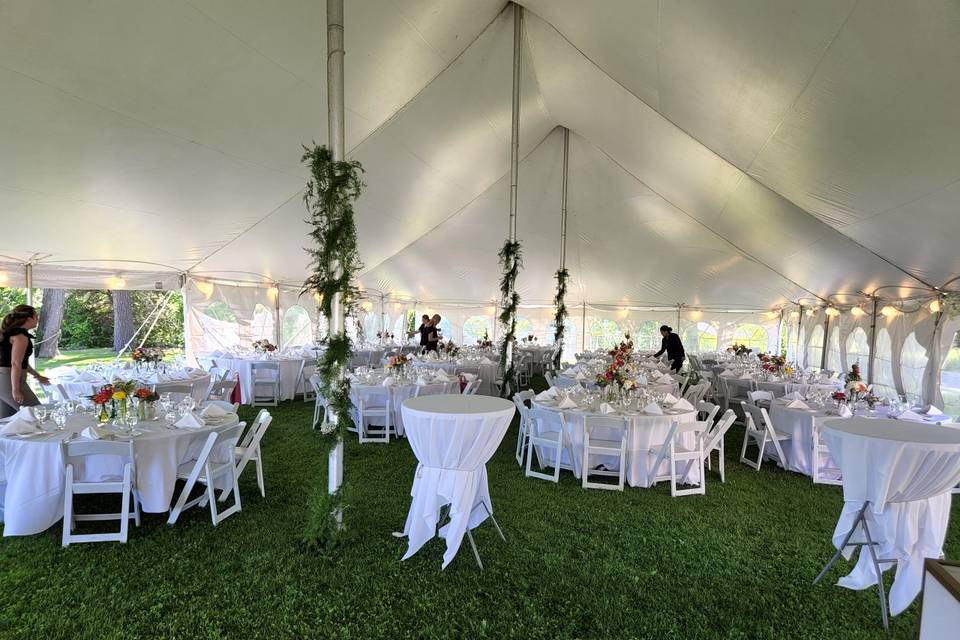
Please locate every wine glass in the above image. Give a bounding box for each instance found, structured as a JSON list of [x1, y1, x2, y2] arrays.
[[52, 408, 67, 432], [33, 405, 48, 424], [124, 412, 138, 434]]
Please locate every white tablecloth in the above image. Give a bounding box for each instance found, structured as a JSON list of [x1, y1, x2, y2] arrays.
[[351, 377, 458, 435], [412, 360, 498, 396], [400, 395, 514, 568], [0, 411, 238, 536], [532, 400, 697, 487], [823, 418, 960, 616], [51, 367, 210, 402], [214, 356, 304, 404]]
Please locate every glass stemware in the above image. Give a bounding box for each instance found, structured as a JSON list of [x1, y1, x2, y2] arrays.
[[52, 408, 67, 432]]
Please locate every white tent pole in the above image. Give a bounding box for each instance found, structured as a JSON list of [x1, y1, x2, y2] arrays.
[[380, 293, 386, 342], [273, 284, 281, 348], [777, 310, 784, 354], [327, 0, 345, 500], [581, 302, 586, 352], [24, 263, 33, 307], [867, 297, 878, 384], [796, 305, 803, 365], [820, 313, 830, 371], [559, 127, 569, 270]]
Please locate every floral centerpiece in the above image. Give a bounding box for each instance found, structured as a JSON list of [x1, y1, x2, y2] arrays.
[[477, 331, 494, 350], [441, 340, 461, 358], [727, 343, 752, 357], [91, 385, 115, 423], [91, 380, 137, 423], [595, 353, 635, 393], [759, 352, 786, 373], [376, 331, 395, 343], [844, 364, 862, 384], [831, 390, 847, 407], [608, 338, 634, 359], [386, 353, 410, 373], [522, 334, 537, 343], [134, 387, 160, 420], [131, 347, 164, 365], [252, 339, 277, 354]]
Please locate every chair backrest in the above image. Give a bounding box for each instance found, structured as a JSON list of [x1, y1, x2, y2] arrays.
[[464, 379, 481, 395], [516, 389, 535, 403], [64, 438, 134, 464], [356, 386, 389, 408], [156, 382, 195, 396], [513, 394, 531, 423], [414, 383, 447, 397], [207, 367, 228, 383], [250, 362, 280, 378], [741, 401, 772, 434], [683, 381, 709, 405], [748, 390, 774, 405], [583, 414, 629, 436], [697, 401, 720, 426], [208, 377, 238, 402], [544, 372, 555, 387], [191, 424, 246, 470], [702, 409, 737, 453], [528, 407, 566, 436], [239, 409, 272, 450], [41, 382, 71, 403]]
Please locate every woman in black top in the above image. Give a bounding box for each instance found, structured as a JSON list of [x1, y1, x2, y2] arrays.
[[424, 314, 442, 353], [0, 305, 49, 417], [410, 315, 432, 354], [652, 325, 685, 373]]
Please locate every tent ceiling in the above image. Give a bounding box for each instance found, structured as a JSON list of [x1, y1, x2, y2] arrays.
[[1, 1, 957, 305]]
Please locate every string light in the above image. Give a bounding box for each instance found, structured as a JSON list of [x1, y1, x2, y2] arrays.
[[789, 311, 800, 319], [107, 275, 126, 289], [930, 298, 941, 313], [806, 308, 816, 317], [195, 281, 214, 298], [850, 306, 866, 317], [825, 307, 840, 317], [0, 272, 8, 284], [880, 305, 899, 318]]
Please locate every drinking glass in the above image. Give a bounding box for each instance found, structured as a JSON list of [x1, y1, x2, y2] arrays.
[[52, 409, 67, 432], [33, 405, 48, 424]]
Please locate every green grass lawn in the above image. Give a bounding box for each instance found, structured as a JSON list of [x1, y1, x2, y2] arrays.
[[0, 398, 956, 639], [36, 348, 185, 372]]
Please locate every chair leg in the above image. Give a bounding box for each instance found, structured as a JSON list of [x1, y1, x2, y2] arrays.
[[719, 441, 725, 483], [255, 455, 265, 498], [62, 467, 74, 547], [119, 468, 131, 543]]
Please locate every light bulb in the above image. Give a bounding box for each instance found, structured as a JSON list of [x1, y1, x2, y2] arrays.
[[880, 305, 898, 318], [825, 307, 840, 317], [806, 308, 815, 317], [850, 306, 865, 317], [930, 299, 941, 313], [789, 311, 800, 319]]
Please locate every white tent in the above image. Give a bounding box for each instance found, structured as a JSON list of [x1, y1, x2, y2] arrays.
[[2, 1, 960, 402]]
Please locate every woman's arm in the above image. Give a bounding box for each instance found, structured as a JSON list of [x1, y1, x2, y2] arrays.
[[9, 335, 26, 404], [653, 336, 666, 358]]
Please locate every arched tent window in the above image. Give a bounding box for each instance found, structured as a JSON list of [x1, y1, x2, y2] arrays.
[[547, 320, 578, 361], [392, 314, 408, 339], [901, 332, 928, 401], [941, 331, 960, 417], [250, 303, 275, 342], [796, 326, 806, 366], [806, 325, 824, 369], [874, 328, 894, 388], [282, 305, 312, 348], [363, 312, 379, 342], [463, 315, 493, 344], [733, 324, 768, 352], [634, 320, 659, 351], [436, 317, 454, 342], [826, 326, 841, 373], [845, 328, 869, 377], [785, 323, 797, 362], [590, 319, 623, 350], [682, 322, 717, 354], [514, 316, 534, 341], [204, 301, 237, 322]]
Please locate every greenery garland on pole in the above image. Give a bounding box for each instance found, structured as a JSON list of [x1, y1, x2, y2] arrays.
[[301, 144, 364, 551], [497, 240, 523, 397], [552, 268, 569, 371]]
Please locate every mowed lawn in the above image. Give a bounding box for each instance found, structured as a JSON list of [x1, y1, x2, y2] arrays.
[[0, 398, 957, 639]]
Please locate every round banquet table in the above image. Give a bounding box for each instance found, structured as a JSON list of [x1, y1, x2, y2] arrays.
[[52, 368, 211, 403], [215, 356, 305, 404], [531, 398, 697, 487], [0, 410, 239, 536], [399, 395, 514, 569], [821, 418, 960, 616], [412, 359, 498, 396], [350, 374, 459, 436]]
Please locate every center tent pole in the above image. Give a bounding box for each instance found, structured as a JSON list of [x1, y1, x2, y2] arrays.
[[867, 298, 879, 385], [326, 0, 346, 500]]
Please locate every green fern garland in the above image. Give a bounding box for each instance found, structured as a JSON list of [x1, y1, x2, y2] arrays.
[[552, 268, 569, 370], [497, 240, 523, 397], [301, 143, 364, 551]]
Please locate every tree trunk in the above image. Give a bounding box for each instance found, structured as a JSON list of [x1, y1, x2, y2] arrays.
[[36, 289, 66, 358], [112, 290, 135, 353]]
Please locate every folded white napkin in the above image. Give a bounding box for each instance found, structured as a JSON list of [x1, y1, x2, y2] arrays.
[[200, 403, 229, 418], [925, 405, 945, 416], [415, 376, 429, 386], [786, 399, 810, 410], [739, 373, 753, 380], [599, 402, 616, 415], [1, 407, 38, 435], [658, 374, 674, 384], [837, 404, 853, 418], [720, 370, 735, 377], [80, 425, 112, 440], [434, 370, 450, 382], [672, 398, 695, 412], [575, 372, 587, 381], [662, 393, 678, 405], [635, 375, 648, 386], [897, 409, 925, 422], [479, 357, 494, 365], [643, 402, 663, 415], [460, 372, 476, 381], [557, 396, 578, 409], [535, 387, 559, 400], [175, 412, 205, 429], [381, 376, 396, 387], [783, 391, 804, 401]]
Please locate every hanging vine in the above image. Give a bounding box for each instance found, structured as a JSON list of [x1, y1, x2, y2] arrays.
[[497, 240, 523, 397], [552, 268, 569, 370], [301, 143, 364, 551]]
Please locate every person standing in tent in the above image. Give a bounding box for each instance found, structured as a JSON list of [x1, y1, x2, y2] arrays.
[[652, 325, 685, 373], [410, 314, 432, 354], [425, 314, 442, 353], [0, 305, 50, 418]]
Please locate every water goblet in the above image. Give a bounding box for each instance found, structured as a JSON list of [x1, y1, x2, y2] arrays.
[[52, 408, 67, 432], [33, 405, 48, 424]]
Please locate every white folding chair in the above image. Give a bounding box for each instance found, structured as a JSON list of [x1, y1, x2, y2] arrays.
[[207, 376, 239, 403], [221, 409, 273, 500], [354, 387, 392, 443], [310, 374, 327, 428], [683, 381, 710, 406], [701, 409, 736, 483], [697, 400, 720, 426], [413, 383, 448, 398], [167, 424, 245, 526], [250, 362, 280, 406], [40, 382, 71, 404], [157, 382, 198, 405], [747, 390, 775, 409], [207, 367, 228, 384], [61, 439, 140, 546], [463, 379, 482, 395], [298, 359, 317, 402], [513, 390, 534, 467], [544, 371, 555, 387], [581, 415, 629, 491], [739, 402, 791, 471], [203, 399, 240, 414], [811, 421, 842, 485], [525, 408, 573, 483], [651, 420, 709, 497]]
